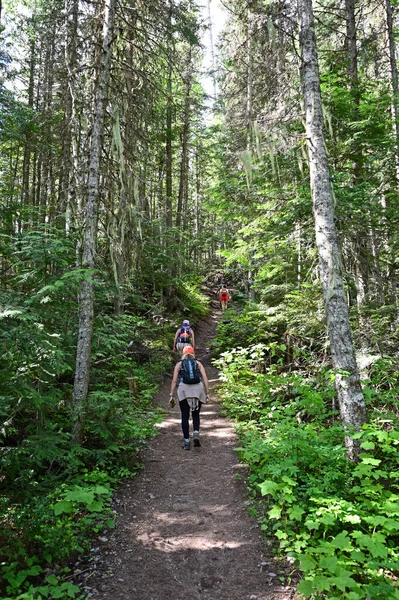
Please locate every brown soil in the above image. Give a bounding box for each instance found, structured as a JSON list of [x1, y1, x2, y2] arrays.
[[78, 302, 299, 600]]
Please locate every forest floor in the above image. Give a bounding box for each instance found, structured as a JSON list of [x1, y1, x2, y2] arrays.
[[77, 296, 300, 600]]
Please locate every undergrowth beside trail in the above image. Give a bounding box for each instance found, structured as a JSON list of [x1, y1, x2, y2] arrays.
[[0, 273, 209, 600], [213, 303, 399, 600]]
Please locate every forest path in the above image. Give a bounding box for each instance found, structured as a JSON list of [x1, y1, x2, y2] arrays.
[[81, 300, 297, 600]]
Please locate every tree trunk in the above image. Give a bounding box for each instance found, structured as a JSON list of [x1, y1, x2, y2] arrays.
[[298, 0, 367, 460], [207, 0, 217, 100], [59, 0, 79, 228], [165, 0, 173, 229], [384, 0, 399, 319], [344, 0, 371, 322], [246, 7, 253, 149], [39, 19, 56, 225], [176, 45, 192, 230], [345, 0, 359, 94], [385, 0, 399, 156], [72, 0, 116, 443], [21, 35, 36, 208]]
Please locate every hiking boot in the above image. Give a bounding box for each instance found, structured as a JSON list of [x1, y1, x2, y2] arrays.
[[193, 431, 201, 447], [182, 439, 190, 450]]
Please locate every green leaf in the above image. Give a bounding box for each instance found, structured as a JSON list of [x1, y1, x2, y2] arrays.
[[331, 568, 358, 590], [259, 479, 278, 496], [51, 587, 66, 598], [95, 485, 110, 495], [300, 554, 317, 571], [268, 505, 282, 519], [86, 500, 103, 512], [65, 582, 80, 597], [319, 555, 338, 572], [106, 518, 115, 528], [54, 500, 73, 515], [281, 475, 297, 486], [314, 575, 332, 592], [305, 519, 320, 530], [45, 575, 58, 586], [359, 456, 381, 466], [297, 579, 315, 597], [64, 489, 95, 504], [289, 506, 305, 521], [26, 565, 42, 576], [331, 530, 352, 550], [360, 441, 375, 450], [368, 540, 388, 558]]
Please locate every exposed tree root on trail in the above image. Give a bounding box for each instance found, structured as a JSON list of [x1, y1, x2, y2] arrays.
[[78, 304, 299, 600]]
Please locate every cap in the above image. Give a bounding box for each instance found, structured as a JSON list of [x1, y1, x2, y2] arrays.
[[182, 345, 195, 355], [182, 319, 190, 326]]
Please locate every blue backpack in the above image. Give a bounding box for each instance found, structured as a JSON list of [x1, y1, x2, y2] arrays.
[[179, 358, 201, 384]]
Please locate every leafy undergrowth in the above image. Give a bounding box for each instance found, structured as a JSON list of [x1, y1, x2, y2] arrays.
[[214, 340, 399, 600], [1, 271, 210, 599]]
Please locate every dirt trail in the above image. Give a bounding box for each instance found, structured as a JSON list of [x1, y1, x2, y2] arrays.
[[80, 303, 298, 600]]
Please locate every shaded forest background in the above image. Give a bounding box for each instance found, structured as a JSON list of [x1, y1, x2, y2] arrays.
[[2, 0, 399, 598]]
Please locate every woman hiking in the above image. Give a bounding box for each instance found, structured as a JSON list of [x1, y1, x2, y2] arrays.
[[169, 345, 210, 450], [173, 319, 195, 356], [218, 285, 230, 310]]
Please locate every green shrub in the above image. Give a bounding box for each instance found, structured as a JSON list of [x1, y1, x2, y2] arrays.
[[215, 334, 399, 599]]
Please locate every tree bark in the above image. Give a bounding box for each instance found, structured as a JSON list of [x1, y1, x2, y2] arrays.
[[38, 18, 56, 225], [384, 0, 399, 318], [165, 0, 173, 229], [246, 6, 253, 149], [21, 34, 36, 208], [344, 0, 371, 321], [176, 45, 192, 230], [298, 0, 367, 459], [72, 0, 116, 443], [385, 0, 399, 154], [59, 0, 79, 228], [345, 0, 359, 94], [207, 0, 217, 100]]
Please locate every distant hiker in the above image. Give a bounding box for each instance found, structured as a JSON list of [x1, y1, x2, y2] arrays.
[[173, 319, 195, 356], [169, 345, 210, 450], [218, 286, 230, 310]]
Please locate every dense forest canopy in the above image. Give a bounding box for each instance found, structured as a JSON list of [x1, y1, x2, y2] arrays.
[[2, 0, 399, 598]]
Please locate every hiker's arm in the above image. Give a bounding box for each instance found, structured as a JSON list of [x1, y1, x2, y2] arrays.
[[173, 330, 178, 351], [197, 361, 209, 397], [170, 362, 181, 396]]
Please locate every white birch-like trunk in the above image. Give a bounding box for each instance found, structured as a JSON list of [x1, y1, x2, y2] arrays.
[[176, 45, 192, 230], [61, 0, 79, 231], [246, 7, 253, 149], [385, 0, 399, 158], [298, 0, 367, 459], [72, 0, 116, 442], [207, 0, 217, 100], [384, 0, 399, 319], [296, 222, 302, 289]]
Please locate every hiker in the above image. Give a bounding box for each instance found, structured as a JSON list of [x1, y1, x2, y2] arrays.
[[169, 345, 210, 450], [218, 285, 230, 310], [173, 319, 195, 356]]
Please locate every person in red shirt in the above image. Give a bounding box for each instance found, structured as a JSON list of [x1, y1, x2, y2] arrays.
[[218, 286, 230, 310]]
